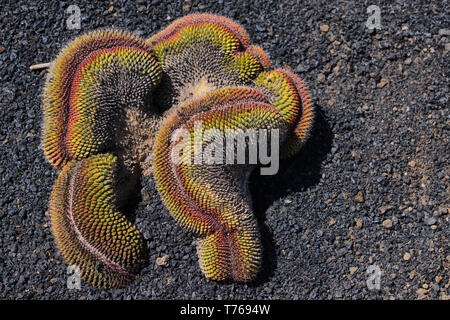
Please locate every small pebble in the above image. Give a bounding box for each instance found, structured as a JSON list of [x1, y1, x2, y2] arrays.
[[382, 219, 393, 228]]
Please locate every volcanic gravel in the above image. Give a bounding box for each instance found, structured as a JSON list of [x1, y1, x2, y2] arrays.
[[0, 0, 448, 300]]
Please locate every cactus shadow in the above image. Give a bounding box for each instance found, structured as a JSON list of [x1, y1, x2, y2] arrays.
[[117, 175, 151, 268], [248, 104, 332, 286]]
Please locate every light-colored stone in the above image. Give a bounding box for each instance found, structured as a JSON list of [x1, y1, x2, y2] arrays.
[[438, 29, 450, 36], [377, 78, 389, 88], [156, 255, 169, 266], [320, 25, 329, 32], [382, 219, 393, 228], [354, 191, 364, 203], [349, 267, 358, 275], [317, 73, 325, 82]]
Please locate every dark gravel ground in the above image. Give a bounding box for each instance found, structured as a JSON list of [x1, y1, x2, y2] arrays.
[[0, 0, 448, 300]]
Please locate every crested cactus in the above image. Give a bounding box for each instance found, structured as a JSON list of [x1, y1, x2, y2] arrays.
[[153, 87, 287, 281], [40, 14, 314, 288], [42, 29, 162, 169], [151, 14, 313, 281], [253, 68, 314, 157], [147, 13, 271, 110], [49, 153, 146, 288]]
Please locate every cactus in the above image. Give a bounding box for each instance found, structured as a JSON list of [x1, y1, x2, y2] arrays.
[[49, 153, 146, 288], [147, 13, 271, 110], [153, 87, 288, 281], [150, 15, 313, 281], [253, 68, 314, 157], [40, 14, 314, 288], [42, 29, 162, 169]]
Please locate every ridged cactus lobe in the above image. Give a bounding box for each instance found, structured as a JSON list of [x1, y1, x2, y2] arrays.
[[153, 87, 289, 281], [49, 154, 146, 288], [148, 13, 271, 110], [42, 29, 162, 169], [67, 46, 161, 160], [254, 69, 314, 157]]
